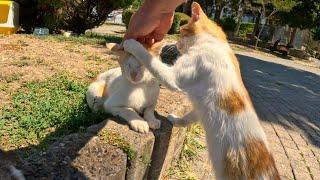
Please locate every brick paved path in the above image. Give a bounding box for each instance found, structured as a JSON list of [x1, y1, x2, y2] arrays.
[[238, 52, 320, 180]]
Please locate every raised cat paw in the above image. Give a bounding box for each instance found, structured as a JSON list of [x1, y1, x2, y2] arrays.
[[123, 39, 148, 60], [129, 119, 149, 133], [147, 118, 161, 130], [123, 39, 142, 53]]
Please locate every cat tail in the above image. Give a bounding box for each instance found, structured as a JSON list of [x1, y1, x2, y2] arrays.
[[86, 79, 107, 112]]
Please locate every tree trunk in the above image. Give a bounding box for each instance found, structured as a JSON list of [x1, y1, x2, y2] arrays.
[[253, 12, 261, 38], [234, 1, 244, 37], [214, 6, 222, 20], [255, 23, 265, 49], [289, 27, 297, 46]]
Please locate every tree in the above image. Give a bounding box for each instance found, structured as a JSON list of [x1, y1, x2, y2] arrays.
[[254, 0, 297, 48], [16, 0, 135, 34], [278, 0, 320, 44]]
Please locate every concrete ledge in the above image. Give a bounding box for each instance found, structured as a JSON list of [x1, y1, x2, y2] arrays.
[[2, 88, 191, 180]]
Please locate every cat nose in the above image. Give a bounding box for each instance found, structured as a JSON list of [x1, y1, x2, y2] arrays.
[[131, 71, 138, 81]]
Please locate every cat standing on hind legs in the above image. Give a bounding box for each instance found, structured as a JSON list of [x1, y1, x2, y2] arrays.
[[123, 2, 280, 179]]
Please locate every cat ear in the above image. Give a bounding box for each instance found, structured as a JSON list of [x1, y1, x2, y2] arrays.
[[191, 2, 202, 22]]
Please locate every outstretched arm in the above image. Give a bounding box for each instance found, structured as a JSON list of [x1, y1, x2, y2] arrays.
[[124, 39, 182, 91], [124, 0, 186, 45]]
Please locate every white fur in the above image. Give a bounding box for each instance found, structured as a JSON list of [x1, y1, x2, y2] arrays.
[[86, 55, 161, 133], [123, 35, 274, 179], [9, 165, 25, 180]]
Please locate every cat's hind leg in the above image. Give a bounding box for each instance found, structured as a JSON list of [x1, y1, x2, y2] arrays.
[[168, 110, 199, 127], [104, 98, 149, 133], [86, 80, 107, 112], [144, 106, 161, 130]]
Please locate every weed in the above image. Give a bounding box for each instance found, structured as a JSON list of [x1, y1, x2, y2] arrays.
[[0, 83, 9, 91], [140, 154, 151, 166], [85, 54, 103, 62], [0, 74, 105, 150], [4, 73, 22, 83], [99, 130, 137, 160], [12, 56, 31, 67], [167, 124, 205, 180], [35, 57, 45, 65], [86, 70, 100, 79]]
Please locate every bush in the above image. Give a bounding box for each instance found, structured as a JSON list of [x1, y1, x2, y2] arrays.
[[16, 0, 134, 34], [312, 27, 320, 41], [169, 13, 181, 34], [176, 12, 190, 26], [122, 8, 136, 28], [169, 12, 190, 34], [238, 23, 255, 38], [217, 17, 236, 31]]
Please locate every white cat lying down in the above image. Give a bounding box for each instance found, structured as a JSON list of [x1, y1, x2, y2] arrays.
[[86, 43, 168, 133]]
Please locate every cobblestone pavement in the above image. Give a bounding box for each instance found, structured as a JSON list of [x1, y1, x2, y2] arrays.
[[237, 52, 320, 180]]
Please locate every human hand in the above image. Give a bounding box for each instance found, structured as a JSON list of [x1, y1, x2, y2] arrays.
[[124, 2, 175, 46]]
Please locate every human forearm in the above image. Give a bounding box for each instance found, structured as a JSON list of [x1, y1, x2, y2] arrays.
[[142, 0, 186, 13]]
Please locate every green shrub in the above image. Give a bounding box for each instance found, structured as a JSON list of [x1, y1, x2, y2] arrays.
[[168, 12, 190, 34], [238, 22, 255, 38], [176, 12, 190, 26], [312, 27, 320, 41], [217, 17, 236, 31], [122, 8, 136, 28], [169, 13, 181, 34]]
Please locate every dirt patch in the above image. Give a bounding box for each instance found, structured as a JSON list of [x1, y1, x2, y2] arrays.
[[0, 34, 119, 107]]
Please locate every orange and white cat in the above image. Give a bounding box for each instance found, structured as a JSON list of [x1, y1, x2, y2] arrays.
[[123, 2, 280, 179], [86, 43, 164, 133]]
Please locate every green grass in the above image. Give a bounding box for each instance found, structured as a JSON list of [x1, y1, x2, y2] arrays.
[[167, 124, 206, 180], [40, 32, 123, 45], [0, 74, 104, 150]]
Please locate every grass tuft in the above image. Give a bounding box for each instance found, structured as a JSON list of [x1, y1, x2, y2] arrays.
[[99, 130, 137, 161], [167, 124, 206, 180]]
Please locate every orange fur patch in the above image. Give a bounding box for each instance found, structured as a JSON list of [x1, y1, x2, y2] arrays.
[[217, 90, 246, 115], [95, 83, 107, 98], [225, 139, 280, 179], [180, 2, 227, 42], [229, 52, 254, 108]]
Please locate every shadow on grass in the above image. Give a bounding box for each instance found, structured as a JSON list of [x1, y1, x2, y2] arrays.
[[237, 54, 320, 147]]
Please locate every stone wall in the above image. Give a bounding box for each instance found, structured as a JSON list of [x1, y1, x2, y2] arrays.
[[1, 88, 191, 180]]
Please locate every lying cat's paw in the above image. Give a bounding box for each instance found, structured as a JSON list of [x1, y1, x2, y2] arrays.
[[148, 118, 161, 130], [129, 119, 149, 133], [167, 114, 186, 127]]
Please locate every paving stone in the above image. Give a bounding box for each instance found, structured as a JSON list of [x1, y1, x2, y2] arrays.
[[304, 157, 320, 169], [281, 139, 298, 150], [309, 167, 320, 180], [286, 148, 304, 162], [294, 171, 313, 180]]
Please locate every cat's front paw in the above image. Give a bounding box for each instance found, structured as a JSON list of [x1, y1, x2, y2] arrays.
[[167, 114, 186, 127], [123, 39, 143, 54], [129, 119, 149, 133], [147, 118, 161, 130], [123, 39, 149, 60]]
